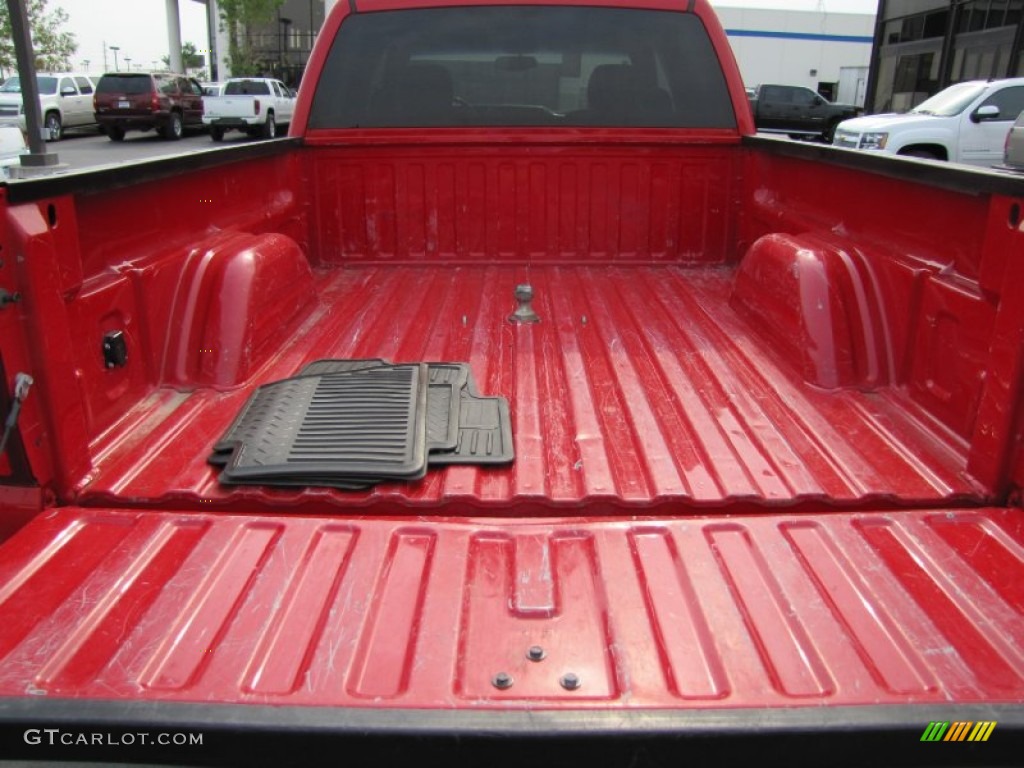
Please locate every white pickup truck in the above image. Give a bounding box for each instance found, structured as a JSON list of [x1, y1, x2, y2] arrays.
[[833, 77, 1024, 166], [202, 77, 296, 140]]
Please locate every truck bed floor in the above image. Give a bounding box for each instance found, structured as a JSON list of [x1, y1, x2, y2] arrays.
[[79, 265, 979, 513]]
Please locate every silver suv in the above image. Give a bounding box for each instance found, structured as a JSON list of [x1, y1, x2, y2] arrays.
[[1002, 109, 1024, 170], [0, 72, 97, 141]]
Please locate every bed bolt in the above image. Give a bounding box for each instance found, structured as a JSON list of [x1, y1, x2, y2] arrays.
[[527, 645, 546, 662], [0, 288, 20, 309], [560, 672, 581, 690], [509, 283, 540, 324], [492, 672, 514, 690]]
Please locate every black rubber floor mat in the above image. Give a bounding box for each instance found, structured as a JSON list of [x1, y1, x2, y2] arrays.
[[210, 361, 393, 465], [209, 359, 513, 485], [209, 364, 388, 465], [429, 388, 514, 466], [299, 359, 389, 376], [210, 377, 322, 463], [218, 364, 429, 484], [210, 361, 466, 464], [302, 360, 468, 454]]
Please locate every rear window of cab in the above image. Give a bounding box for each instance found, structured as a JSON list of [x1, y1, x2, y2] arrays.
[[308, 5, 736, 129]]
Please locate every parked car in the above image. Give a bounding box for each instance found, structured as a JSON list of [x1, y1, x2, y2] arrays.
[[202, 77, 296, 140], [200, 82, 224, 97], [93, 72, 205, 141], [748, 83, 859, 142], [0, 124, 27, 176], [834, 77, 1024, 165], [1000, 108, 1024, 171], [0, 72, 96, 141]]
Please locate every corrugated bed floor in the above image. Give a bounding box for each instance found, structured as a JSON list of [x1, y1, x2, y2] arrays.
[[1, 507, 1022, 706], [79, 265, 981, 512]]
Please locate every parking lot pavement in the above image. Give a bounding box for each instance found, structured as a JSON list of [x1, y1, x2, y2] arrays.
[[19, 126, 261, 173]]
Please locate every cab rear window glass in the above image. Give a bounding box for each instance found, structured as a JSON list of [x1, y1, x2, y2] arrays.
[[308, 6, 736, 129], [97, 75, 151, 95], [225, 80, 272, 95]]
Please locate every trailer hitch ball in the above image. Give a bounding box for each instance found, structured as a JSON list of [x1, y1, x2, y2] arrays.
[[509, 283, 540, 324]]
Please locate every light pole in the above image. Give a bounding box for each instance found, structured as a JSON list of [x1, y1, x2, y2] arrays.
[[81, 59, 90, 72], [5, 0, 58, 169], [279, 16, 292, 80], [110, 45, 120, 71], [124, 57, 131, 72]]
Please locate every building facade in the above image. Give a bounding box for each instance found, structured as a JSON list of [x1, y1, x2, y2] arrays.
[[241, 0, 326, 86], [867, 1, 1024, 112], [713, 4, 875, 105]]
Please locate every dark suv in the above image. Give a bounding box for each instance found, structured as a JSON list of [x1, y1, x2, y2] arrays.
[[93, 72, 204, 141]]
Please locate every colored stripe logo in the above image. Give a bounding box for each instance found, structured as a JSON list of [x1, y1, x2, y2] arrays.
[[921, 721, 996, 742]]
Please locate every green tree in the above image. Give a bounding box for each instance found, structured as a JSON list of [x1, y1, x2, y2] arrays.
[[0, 0, 77, 76], [218, 0, 285, 76], [162, 41, 206, 72]]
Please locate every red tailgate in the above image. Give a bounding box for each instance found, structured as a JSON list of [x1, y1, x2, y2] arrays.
[[1, 506, 1021, 708]]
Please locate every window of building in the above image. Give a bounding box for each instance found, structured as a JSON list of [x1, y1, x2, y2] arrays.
[[902, 15, 925, 41], [885, 19, 901, 44], [1008, 0, 1024, 26], [894, 52, 936, 94], [959, 0, 1021, 32], [960, 49, 983, 78], [924, 10, 949, 38], [886, 10, 950, 44]]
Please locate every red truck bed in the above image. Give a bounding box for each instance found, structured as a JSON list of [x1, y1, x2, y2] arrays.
[[77, 264, 977, 513], [1, 0, 1022, 763], [0, 136, 1021, 765]]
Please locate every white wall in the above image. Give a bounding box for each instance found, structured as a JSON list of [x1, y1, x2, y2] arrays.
[[711, 6, 875, 92]]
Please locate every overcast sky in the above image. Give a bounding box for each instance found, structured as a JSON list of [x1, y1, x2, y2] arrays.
[[713, 0, 878, 11], [53, 0, 209, 74], [50, 0, 880, 76]]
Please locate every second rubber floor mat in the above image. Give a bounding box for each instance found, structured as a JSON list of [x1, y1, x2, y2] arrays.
[[428, 386, 514, 465], [302, 360, 512, 465]]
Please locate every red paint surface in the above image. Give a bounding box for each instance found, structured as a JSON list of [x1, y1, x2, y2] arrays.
[[0, 506, 1021, 707], [66, 265, 979, 513], [1, 139, 1016, 513]]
